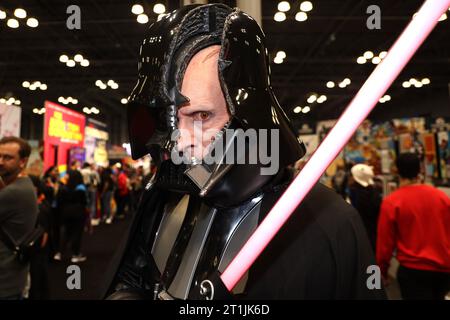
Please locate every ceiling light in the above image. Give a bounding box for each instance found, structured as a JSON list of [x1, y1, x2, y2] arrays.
[[278, 1, 291, 12], [100, 84, 107, 90], [111, 83, 119, 90], [26, 17, 38, 28], [14, 8, 27, 19], [379, 51, 387, 59], [273, 56, 284, 64], [131, 4, 144, 15], [83, 107, 91, 114], [34, 81, 41, 86], [421, 78, 430, 85], [137, 13, 149, 24], [72, 99, 78, 104], [414, 82, 423, 88], [121, 98, 128, 104], [302, 106, 311, 113], [66, 60, 76, 67], [29, 85, 37, 91], [67, 97, 73, 103], [307, 94, 317, 104], [276, 51, 286, 59], [80, 59, 90, 67], [22, 81, 30, 88], [295, 12, 308, 22], [59, 54, 69, 63], [0, 10, 6, 20], [14, 100, 21, 105], [326, 81, 335, 88], [58, 97, 64, 103], [107, 80, 115, 86], [357, 56, 366, 64], [274, 12, 286, 22], [371, 56, 381, 64], [343, 78, 351, 85], [294, 106, 302, 114], [153, 3, 166, 14], [402, 81, 411, 88], [300, 1, 313, 12], [409, 78, 417, 85], [379, 98, 385, 103], [7, 98, 15, 104], [0, 98, 6, 104], [95, 80, 103, 87], [439, 13, 447, 21], [317, 95, 327, 103], [363, 51, 374, 59], [7, 18, 19, 28], [39, 108, 46, 114], [74, 54, 83, 62], [40, 84, 47, 90], [33, 108, 39, 113], [384, 95, 391, 101]]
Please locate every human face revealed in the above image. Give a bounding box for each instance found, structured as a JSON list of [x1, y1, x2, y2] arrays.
[[0, 142, 27, 184], [176, 45, 230, 161]]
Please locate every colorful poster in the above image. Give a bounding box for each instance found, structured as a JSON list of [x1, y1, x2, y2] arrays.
[[0, 103, 21, 138], [437, 131, 450, 180], [43, 101, 85, 174], [84, 118, 109, 167], [420, 133, 438, 179]]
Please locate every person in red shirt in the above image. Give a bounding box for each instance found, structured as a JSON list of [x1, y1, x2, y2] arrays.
[[377, 152, 450, 300]]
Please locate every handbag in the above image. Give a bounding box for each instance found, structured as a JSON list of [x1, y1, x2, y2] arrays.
[[0, 225, 45, 264]]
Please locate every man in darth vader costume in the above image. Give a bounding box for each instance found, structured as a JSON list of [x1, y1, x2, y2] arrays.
[[103, 4, 385, 300]]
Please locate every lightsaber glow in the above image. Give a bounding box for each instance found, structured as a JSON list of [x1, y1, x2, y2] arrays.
[[220, 0, 450, 291]]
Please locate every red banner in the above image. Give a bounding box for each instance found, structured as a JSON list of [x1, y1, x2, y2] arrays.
[[43, 101, 85, 174]]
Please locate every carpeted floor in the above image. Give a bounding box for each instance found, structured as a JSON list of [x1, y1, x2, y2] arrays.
[[48, 216, 132, 300]]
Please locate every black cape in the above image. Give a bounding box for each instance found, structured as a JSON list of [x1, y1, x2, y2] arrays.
[[100, 181, 386, 300]]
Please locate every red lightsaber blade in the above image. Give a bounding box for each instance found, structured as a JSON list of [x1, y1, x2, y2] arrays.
[[220, 0, 450, 291]]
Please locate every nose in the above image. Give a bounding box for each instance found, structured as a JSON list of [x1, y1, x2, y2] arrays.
[[176, 117, 194, 154]]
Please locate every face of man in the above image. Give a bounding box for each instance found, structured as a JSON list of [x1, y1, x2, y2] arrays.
[[0, 142, 27, 183], [176, 45, 230, 161]]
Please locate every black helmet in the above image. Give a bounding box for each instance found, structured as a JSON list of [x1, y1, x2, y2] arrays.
[[127, 4, 305, 206]]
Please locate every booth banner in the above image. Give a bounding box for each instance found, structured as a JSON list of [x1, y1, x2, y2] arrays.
[[85, 118, 109, 167], [26, 140, 44, 176], [437, 131, 450, 180], [0, 103, 21, 138], [43, 101, 85, 173]]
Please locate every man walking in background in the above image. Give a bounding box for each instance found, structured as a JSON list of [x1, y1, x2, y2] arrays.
[[377, 152, 450, 300], [0, 137, 38, 299]]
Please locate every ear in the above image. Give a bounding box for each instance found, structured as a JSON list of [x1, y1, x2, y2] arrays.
[[19, 157, 29, 170]]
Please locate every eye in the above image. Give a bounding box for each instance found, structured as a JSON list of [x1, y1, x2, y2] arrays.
[[193, 111, 211, 121]]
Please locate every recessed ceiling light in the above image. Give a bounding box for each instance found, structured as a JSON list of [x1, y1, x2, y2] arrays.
[[421, 78, 430, 85], [26, 17, 38, 28], [59, 55, 69, 63], [439, 13, 447, 21], [131, 4, 144, 15], [294, 106, 302, 113], [14, 8, 27, 19], [7, 18, 19, 28], [363, 51, 374, 59], [22, 81, 30, 88], [343, 78, 351, 85], [300, 1, 313, 12], [153, 3, 166, 14], [379, 51, 387, 59], [338, 82, 346, 88], [317, 95, 327, 103], [371, 56, 381, 64], [276, 51, 286, 59], [307, 94, 317, 104], [414, 82, 423, 88], [278, 1, 291, 13], [74, 54, 83, 62], [295, 11, 308, 22], [137, 13, 149, 24], [326, 81, 335, 88], [274, 12, 286, 22], [40, 84, 47, 90], [357, 56, 366, 64], [121, 98, 128, 104], [0, 10, 6, 20], [273, 56, 284, 64], [66, 59, 76, 67], [80, 59, 90, 67], [302, 106, 311, 113], [402, 81, 411, 88]]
